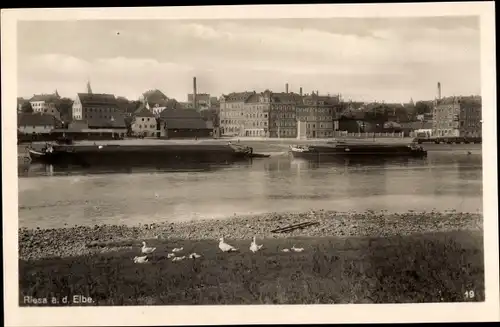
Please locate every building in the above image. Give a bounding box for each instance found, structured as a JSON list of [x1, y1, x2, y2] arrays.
[[17, 113, 60, 135], [219, 91, 255, 136], [159, 109, 214, 138], [296, 93, 340, 139], [131, 105, 157, 137], [72, 92, 121, 121], [269, 91, 303, 138], [29, 91, 61, 120], [242, 91, 272, 137], [140, 89, 169, 115], [432, 96, 482, 137]]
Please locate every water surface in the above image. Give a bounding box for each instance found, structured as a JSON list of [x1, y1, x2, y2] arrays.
[[18, 147, 483, 229]]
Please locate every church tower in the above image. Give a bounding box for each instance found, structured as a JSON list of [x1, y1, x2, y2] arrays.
[[86, 80, 93, 94]]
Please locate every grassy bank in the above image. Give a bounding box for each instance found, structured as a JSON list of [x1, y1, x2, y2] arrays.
[[19, 230, 484, 305]]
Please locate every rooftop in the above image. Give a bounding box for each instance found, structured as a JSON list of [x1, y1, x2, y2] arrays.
[[222, 91, 255, 103], [133, 105, 155, 118], [436, 95, 481, 106], [159, 108, 202, 119], [29, 93, 60, 102], [271, 92, 303, 104], [18, 113, 59, 127], [78, 93, 118, 107]]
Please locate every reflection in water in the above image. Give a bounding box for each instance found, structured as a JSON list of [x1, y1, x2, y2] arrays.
[[18, 150, 483, 229]]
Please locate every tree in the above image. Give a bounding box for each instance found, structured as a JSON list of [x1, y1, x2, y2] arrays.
[[21, 102, 33, 113], [415, 101, 433, 115], [56, 98, 74, 122]]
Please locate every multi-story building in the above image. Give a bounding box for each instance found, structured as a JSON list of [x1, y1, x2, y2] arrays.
[[432, 96, 482, 137], [268, 92, 303, 138], [242, 91, 271, 137], [29, 91, 61, 120], [219, 91, 255, 136], [72, 92, 121, 122], [296, 93, 340, 139], [131, 105, 157, 137]]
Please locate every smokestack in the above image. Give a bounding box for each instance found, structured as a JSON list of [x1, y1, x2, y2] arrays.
[[285, 83, 289, 94], [193, 77, 197, 109], [437, 82, 441, 99], [299, 87, 303, 97]]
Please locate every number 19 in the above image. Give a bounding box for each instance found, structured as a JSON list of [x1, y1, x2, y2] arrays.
[[464, 290, 475, 299]]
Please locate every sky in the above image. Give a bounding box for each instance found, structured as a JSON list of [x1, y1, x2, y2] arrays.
[[17, 17, 480, 103]]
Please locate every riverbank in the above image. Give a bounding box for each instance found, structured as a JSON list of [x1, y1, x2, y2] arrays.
[[18, 211, 484, 304], [19, 229, 484, 305], [19, 210, 482, 260]]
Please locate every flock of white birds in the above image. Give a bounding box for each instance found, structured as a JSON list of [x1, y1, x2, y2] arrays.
[[132, 237, 304, 264]]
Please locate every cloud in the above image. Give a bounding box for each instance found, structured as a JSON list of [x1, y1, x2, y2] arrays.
[[16, 18, 480, 102]]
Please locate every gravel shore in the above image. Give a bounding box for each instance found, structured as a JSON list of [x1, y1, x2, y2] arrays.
[[19, 210, 482, 261]]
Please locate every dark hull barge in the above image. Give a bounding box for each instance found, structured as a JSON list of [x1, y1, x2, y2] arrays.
[[28, 143, 267, 167], [289, 141, 427, 160]]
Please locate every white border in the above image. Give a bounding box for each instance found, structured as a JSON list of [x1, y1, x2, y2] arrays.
[[2, 3, 498, 325]]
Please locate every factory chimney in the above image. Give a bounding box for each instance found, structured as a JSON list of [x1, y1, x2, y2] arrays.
[[299, 87, 303, 97], [285, 83, 289, 94], [193, 77, 197, 109], [437, 82, 441, 100]]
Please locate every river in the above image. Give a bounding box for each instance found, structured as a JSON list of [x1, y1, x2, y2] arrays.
[[18, 144, 482, 229]]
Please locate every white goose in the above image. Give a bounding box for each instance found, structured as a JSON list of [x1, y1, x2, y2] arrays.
[[167, 253, 175, 259], [133, 255, 148, 263], [281, 248, 290, 253], [291, 245, 304, 252], [172, 247, 184, 253], [218, 237, 238, 252], [189, 253, 202, 259], [249, 236, 264, 253], [172, 256, 186, 262], [141, 241, 156, 254]]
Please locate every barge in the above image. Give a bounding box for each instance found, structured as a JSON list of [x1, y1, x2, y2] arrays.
[[28, 142, 268, 167], [289, 141, 427, 160]]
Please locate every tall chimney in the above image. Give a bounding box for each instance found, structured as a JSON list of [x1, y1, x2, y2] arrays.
[[193, 77, 197, 109], [437, 82, 441, 99], [299, 87, 303, 97], [285, 83, 289, 94]]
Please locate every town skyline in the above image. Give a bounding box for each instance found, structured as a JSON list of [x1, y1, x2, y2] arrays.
[[18, 17, 480, 103]]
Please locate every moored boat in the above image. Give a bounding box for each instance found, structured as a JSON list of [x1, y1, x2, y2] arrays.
[[28, 143, 264, 167], [289, 141, 427, 160]]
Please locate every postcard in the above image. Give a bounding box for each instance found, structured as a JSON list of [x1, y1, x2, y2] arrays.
[[2, 2, 498, 326]]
